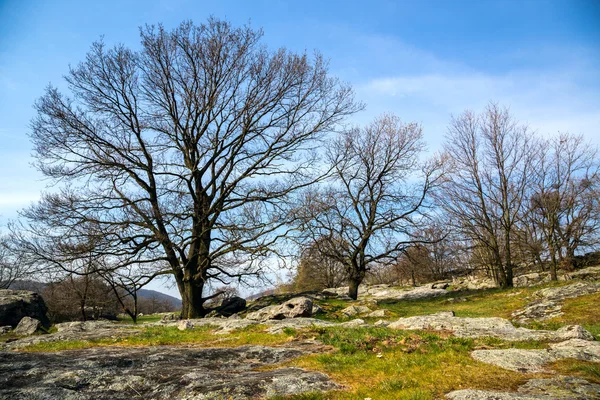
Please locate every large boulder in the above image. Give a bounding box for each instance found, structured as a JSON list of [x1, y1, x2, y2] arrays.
[[0, 290, 50, 328], [246, 297, 313, 321], [215, 296, 246, 317], [13, 317, 42, 336]]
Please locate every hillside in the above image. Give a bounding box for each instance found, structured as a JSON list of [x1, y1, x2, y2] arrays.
[[2, 265, 600, 399]]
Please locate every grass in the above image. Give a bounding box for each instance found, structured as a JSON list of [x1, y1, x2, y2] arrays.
[[20, 324, 294, 352], [273, 326, 549, 400], [9, 277, 599, 399]]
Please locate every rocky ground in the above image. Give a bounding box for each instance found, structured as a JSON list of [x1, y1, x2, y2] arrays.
[[1, 265, 600, 399]]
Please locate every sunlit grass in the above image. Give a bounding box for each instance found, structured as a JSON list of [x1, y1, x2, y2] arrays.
[[21, 325, 292, 352], [273, 326, 548, 400]]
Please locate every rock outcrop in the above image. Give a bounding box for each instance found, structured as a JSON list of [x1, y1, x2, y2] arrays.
[[447, 376, 600, 399], [246, 297, 313, 321], [0, 344, 342, 399], [213, 296, 247, 317], [471, 339, 600, 373], [387, 311, 594, 341], [512, 281, 600, 323], [0, 289, 50, 328]]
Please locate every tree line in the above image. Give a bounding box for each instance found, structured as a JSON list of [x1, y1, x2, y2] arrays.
[[0, 18, 598, 319]]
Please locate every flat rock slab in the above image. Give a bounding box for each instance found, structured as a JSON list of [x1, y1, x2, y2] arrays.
[[0, 345, 341, 399], [446, 376, 600, 399], [387, 312, 594, 342], [1, 321, 142, 350], [471, 339, 600, 373]]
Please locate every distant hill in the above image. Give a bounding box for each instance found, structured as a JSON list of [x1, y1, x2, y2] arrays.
[[8, 280, 181, 309], [136, 288, 182, 308]]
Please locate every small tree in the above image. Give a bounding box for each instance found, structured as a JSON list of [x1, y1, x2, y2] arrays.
[[297, 114, 444, 299]]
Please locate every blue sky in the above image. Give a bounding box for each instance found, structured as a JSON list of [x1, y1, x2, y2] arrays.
[[1, 0, 599, 296]]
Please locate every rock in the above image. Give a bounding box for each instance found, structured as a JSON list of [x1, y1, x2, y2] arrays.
[[472, 348, 556, 373], [0, 289, 50, 328], [13, 316, 42, 336], [366, 309, 388, 318], [177, 320, 193, 331], [264, 318, 337, 334], [0, 344, 342, 399], [341, 305, 371, 317], [373, 286, 449, 302], [312, 304, 323, 314], [387, 312, 593, 341], [3, 320, 141, 350], [0, 326, 11, 334], [512, 282, 600, 323], [373, 319, 390, 327], [215, 296, 247, 317], [431, 281, 451, 290], [246, 297, 313, 321], [554, 324, 595, 341], [471, 339, 600, 373], [446, 376, 600, 399], [341, 318, 366, 327], [160, 313, 180, 321]]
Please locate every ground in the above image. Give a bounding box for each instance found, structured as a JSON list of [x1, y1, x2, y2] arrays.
[[1, 273, 599, 399]]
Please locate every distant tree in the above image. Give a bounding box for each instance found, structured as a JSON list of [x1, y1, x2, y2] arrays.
[[19, 18, 361, 318], [0, 232, 33, 289], [43, 274, 120, 322], [297, 114, 444, 299], [439, 103, 536, 287], [293, 237, 348, 291], [528, 133, 600, 279]]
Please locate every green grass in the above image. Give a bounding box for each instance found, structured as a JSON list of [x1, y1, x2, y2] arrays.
[[20, 324, 294, 352], [277, 326, 548, 400]]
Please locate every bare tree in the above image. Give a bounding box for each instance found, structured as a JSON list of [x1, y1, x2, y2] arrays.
[[293, 237, 348, 291], [20, 18, 360, 317], [439, 103, 536, 287], [297, 114, 444, 299], [0, 233, 32, 289], [529, 133, 600, 279]]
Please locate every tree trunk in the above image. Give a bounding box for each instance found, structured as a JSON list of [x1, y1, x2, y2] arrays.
[[180, 279, 206, 319], [348, 278, 361, 300]]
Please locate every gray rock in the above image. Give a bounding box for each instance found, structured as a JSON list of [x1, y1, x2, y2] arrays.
[[471, 339, 600, 373], [3, 320, 141, 350], [0, 326, 11, 334], [446, 376, 600, 399], [387, 312, 594, 342], [0, 289, 50, 328], [431, 281, 451, 289], [0, 344, 341, 399], [177, 320, 193, 331], [13, 316, 42, 336], [512, 282, 600, 323], [160, 312, 179, 321], [341, 318, 366, 327], [246, 297, 313, 321], [372, 286, 449, 302], [366, 309, 388, 318], [311, 304, 323, 315], [340, 305, 371, 317], [214, 296, 247, 317], [373, 319, 390, 327]]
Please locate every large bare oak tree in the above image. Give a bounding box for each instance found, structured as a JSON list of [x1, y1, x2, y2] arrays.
[[22, 19, 360, 317]]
